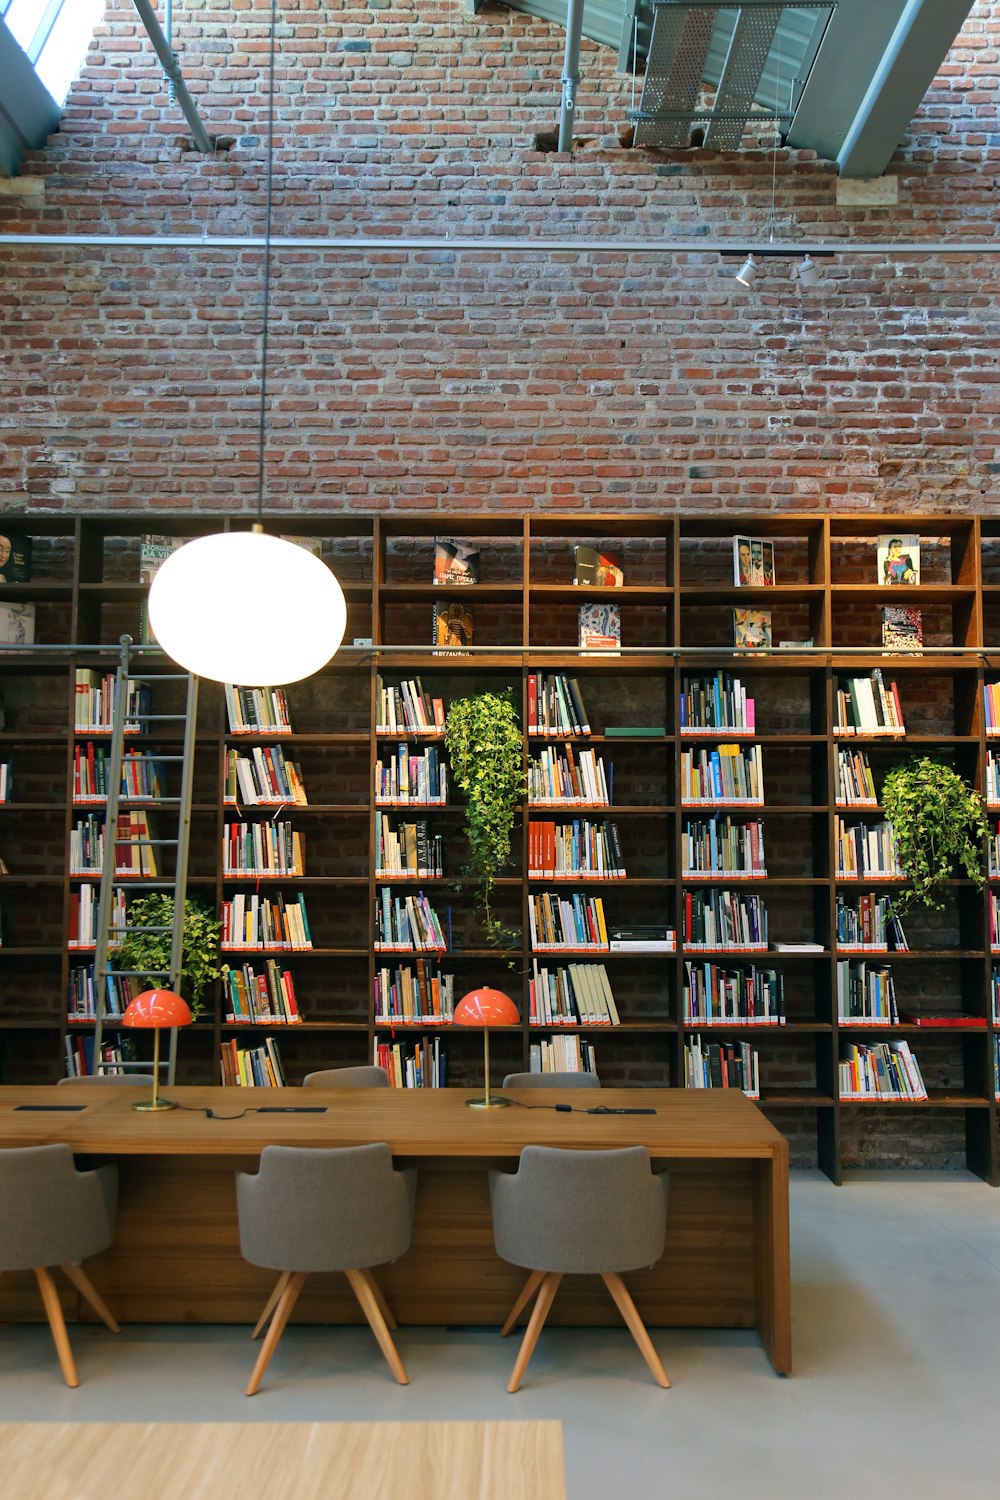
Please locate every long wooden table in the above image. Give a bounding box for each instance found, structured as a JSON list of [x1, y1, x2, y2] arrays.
[[0, 1085, 791, 1374]]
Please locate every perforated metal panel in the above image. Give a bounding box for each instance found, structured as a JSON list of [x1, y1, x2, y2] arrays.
[[633, 5, 715, 148], [704, 4, 782, 147]]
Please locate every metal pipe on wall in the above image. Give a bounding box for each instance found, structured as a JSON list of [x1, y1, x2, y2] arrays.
[[557, 0, 586, 152], [131, 0, 215, 153]]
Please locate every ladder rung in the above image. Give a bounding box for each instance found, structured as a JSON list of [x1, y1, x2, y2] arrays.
[[110, 925, 174, 934], [100, 969, 172, 979], [130, 713, 189, 722]]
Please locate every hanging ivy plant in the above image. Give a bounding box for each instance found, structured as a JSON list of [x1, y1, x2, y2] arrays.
[[444, 690, 525, 949], [881, 758, 988, 912], [110, 894, 222, 1019]]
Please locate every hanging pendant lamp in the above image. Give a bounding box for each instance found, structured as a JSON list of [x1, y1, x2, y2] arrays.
[[148, 0, 346, 688]]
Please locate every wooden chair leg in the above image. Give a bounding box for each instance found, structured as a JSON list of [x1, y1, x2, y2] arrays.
[[345, 1268, 409, 1385], [245, 1270, 306, 1396], [360, 1268, 397, 1331], [34, 1267, 79, 1389], [251, 1271, 291, 1339], [601, 1272, 670, 1389], [59, 1263, 120, 1335], [500, 1269, 546, 1337], [507, 1272, 561, 1394]]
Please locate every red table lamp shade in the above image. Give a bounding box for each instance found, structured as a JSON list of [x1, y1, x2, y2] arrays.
[[453, 988, 519, 1027], [121, 989, 193, 1029]]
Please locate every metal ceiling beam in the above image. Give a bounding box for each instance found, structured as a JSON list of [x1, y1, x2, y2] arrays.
[[835, 0, 978, 179], [703, 3, 782, 150], [0, 17, 60, 176]]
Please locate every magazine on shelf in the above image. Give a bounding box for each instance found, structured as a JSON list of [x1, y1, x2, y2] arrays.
[[432, 600, 475, 655], [876, 534, 920, 585], [733, 535, 775, 587], [578, 601, 621, 653], [0, 528, 31, 583], [0, 602, 35, 646], [881, 606, 923, 653], [433, 538, 479, 585], [573, 546, 624, 587], [733, 608, 771, 650]]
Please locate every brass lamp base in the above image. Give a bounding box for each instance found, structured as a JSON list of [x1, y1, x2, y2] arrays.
[[466, 1095, 511, 1109], [132, 1097, 178, 1112]]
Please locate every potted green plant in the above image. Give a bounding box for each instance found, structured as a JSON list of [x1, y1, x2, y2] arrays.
[[444, 689, 525, 949], [110, 894, 222, 1019], [881, 758, 988, 912]]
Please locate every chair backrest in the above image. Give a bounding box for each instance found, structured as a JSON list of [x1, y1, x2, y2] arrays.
[[58, 1074, 157, 1086], [302, 1065, 390, 1089], [490, 1144, 667, 1276], [0, 1144, 117, 1271], [237, 1142, 414, 1273], [502, 1071, 600, 1090]]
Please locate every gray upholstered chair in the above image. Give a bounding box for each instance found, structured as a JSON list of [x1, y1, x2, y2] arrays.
[[57, 1074, 157, 1085], [502, 1071, 600, 1089], [237, 1143, 416, 1395], [302, 1065, 390, 1088], [490, 1145, 670, 1392], [0, 1144, 120, 1387]]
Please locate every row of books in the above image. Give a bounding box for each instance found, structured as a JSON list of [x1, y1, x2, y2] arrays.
[[527, 673, 591, 737], [68, 886, 127, 947], [376, 677, 444, 736], [682, 961, 786, 1026], [69, 810, 160, 877], [65, 1032, 141, 1078], [375, 1036, 447, 1088], [0, 762, 9, 802], [74, 671, 150, 734], [529, 961, 621, 1026], [220, 1036, 286, 1086], [527, 819, 625, 879], [374, 889, 448, 951], [223, 962, 302, 1024], [375, 814, 445, 878], [225, 684, 293, 736], [836, 894, 908, 951], [73, 744, 167, 803], [67, 967, 146, 1021], [836, 960, 899, 1025], [989, 893, 1000, 949], [683, 889, 768, 950], [374, 962, 455, 1023], [529, 1035, 598, 1076], [995, 1037, 1000, 1101], [683, 1038, 760, 1098], [374, 745, 448, 805], [527, 746, 611, 806], [680, 674, 755, 735], [528, 891, 609, 951], [681, 744, 764, 804], [984, 684, 1000, 737], [838, 1040, 926, 1100], [835, 748, 879, 806], [225, 746, 307, 806], [221, 893, 313, 951], [223, 821, 305, 877], [835, 817, 902, 879], [986, 751, 1000, 806], [681, 818, 766, 879], [834, 672, 904, 736]]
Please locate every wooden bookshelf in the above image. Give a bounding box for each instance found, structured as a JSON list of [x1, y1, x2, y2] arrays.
[[2, 512, 1000, 1181]]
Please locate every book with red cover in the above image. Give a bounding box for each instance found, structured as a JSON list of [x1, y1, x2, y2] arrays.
[[899, 1013, 986, 1028]]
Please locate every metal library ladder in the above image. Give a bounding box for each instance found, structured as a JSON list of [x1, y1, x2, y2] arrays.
[[89, 634, 199, 1081]]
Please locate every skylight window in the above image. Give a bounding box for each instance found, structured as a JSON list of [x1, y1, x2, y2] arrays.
[[0, 0, 104, 105]]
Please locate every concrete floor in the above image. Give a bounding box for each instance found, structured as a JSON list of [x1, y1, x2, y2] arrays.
[[3, 1172, 999, 1499]]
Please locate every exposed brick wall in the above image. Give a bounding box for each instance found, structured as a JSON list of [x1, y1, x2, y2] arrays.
[[0, 0, 998, 516]]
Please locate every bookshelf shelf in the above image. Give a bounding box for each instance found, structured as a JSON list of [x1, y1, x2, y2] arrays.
[[0, 510, 997, 1179]]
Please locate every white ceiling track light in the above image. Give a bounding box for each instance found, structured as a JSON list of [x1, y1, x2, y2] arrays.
[[798, 253, 820, 287], [735, 253, 757, 286], [147, 0, 347, 688]]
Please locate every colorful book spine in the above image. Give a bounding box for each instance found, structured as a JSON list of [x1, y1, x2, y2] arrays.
[[223, 962, 302, 1024], [680, 674, 755, 735], [527, 747, 611, 805], [836, 960, 899, 1024], [835, 818, 903, 879], [527, 819, 625, 879], [526, 673, 591, 737], [224, 685, 293, 735], [223, 821, 305, 876], [527, 891, 609, 951], [373, 889, 448, 950], [835, 673, 905, 736], [221, 893, 312, 950], [838, 1040, 926, 1100], [374, 963, 454, 1023], [682, 889, 768, 950], [374, 814, 444, 878], [529, 961, 621, 1026], [682, 962, 785, 1025], [835, 748, 879, 806], [375, 677, 444, 735], [836, 894, 908, 951], [374, 744, 448, 805], [682, 818, 766, 878], [375, 1035, 447, 1087], [529, 1035, 598, 1075], [219, 1037, 287, 1086], [225, 746, 307, 805], [683, 1037, 760, 1098], [681, 744, 763, 804]]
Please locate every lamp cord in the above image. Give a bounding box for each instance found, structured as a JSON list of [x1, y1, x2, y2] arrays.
[[254, 0, 279, 525]]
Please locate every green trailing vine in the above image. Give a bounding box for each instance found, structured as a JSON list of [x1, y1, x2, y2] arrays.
[[110, 894, 222, 1019], [881, 758, 988, 912], [444, 690, 525, 950]]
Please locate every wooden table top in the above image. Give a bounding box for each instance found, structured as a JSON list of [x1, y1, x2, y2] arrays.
[[0, 1421, 567, 1500], [0, 1085, 786, 1160]]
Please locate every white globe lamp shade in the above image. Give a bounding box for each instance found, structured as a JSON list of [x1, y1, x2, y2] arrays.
[[148, 531, 348, 686]]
